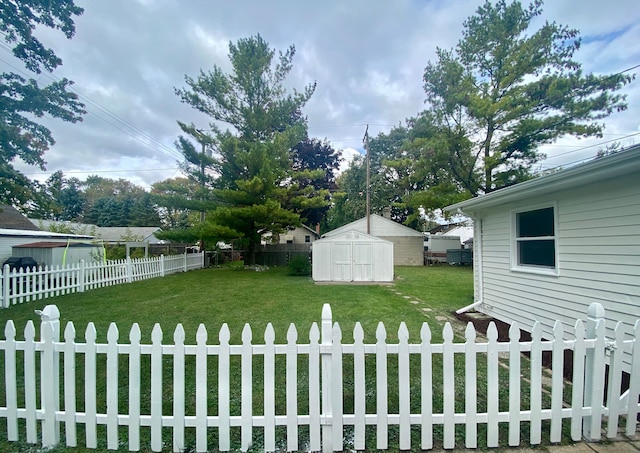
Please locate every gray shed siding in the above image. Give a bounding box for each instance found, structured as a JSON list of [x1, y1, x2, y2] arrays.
[[475, 173, 640, 353], [378, 235, 423, 266]]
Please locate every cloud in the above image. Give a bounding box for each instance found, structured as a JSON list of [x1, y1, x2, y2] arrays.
[[5, 0, 640, 189]]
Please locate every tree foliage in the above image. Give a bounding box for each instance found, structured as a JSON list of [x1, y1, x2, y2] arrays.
[[423, 0, 633, 195], [0, 0, 86, 206], [174, 34, 325, 259]]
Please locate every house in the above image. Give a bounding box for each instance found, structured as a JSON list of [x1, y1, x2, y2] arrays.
[[263, 225, 320, 245], [444, 146, 640, 371], [312, 230, 393, 282], [323, 210, 423, 266], [1, 205, 41, 231]]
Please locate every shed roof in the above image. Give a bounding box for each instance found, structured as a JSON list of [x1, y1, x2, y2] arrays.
[[324, 214, 423, 238], [14, 241, 97, 248], [445, 145, 640, 216]]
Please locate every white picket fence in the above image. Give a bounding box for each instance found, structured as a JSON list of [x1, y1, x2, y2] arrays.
[[0, 302, 638, 452], [0, 252, 205, 308]]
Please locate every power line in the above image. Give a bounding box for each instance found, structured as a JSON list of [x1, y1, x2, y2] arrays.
[[0, 47, 185, 163]]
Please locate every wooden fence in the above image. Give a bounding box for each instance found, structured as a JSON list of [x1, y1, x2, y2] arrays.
[[0, 302, 638, 452], [0, 252, 205, 308]]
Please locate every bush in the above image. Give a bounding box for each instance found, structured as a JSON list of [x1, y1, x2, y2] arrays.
[[288, 255, 311, 276]]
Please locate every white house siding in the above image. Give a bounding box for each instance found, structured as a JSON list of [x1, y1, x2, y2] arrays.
[[476, 173, 640, 369]]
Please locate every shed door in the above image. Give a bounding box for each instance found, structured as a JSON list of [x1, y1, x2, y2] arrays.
[[352, 243, 373, 281], [331, 242, 352, 281]]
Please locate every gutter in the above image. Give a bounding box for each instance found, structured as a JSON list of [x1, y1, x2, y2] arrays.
[[454, 208, 484, 315]]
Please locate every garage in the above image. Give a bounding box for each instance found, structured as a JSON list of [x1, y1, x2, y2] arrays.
[[312, 230, 393, 282]]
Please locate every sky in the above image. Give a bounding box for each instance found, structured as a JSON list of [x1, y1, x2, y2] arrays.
[[4, 0, 640, 189]]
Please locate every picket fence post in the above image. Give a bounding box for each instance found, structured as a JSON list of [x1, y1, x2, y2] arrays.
[[126, 257, 133, 283], [2, 264, 10, 307], [583, 302, 606, 441], [38, 304, 61, 448], [321, 303, 333, 453], [79, 260, 86, 293], [183, 252, 188, 273], [160, 255, 165, 277]]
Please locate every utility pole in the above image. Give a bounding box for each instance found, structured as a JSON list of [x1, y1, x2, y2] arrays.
[[363, 125, 370, 235]]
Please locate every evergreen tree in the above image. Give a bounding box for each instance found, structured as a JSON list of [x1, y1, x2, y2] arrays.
[[174, 35, 324, 262]]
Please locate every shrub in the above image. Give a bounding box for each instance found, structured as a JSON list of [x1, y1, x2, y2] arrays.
[[288, 255, 311, 276]]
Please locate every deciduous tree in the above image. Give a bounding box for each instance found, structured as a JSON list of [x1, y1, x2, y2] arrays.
[[0, 0, 86, 206]]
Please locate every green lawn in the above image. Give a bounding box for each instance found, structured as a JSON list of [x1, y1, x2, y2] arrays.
[[0, 265, 474, 344], [0, 265, 565, 452]]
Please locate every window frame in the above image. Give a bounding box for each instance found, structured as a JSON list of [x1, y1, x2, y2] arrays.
[[510, 202, 559, 276]]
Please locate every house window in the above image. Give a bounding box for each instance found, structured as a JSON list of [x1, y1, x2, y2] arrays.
[[512, 205, 557, 273], [305, 235, 311, 243]]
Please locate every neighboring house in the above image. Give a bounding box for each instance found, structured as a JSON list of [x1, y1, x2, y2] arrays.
[[263, 225, 320, 245], [323, 210, 423, 266], [1, 205, 41, 231], [445, 147, 640, 372], [92, 227, 163, 244], [429, 220, 474, 244]]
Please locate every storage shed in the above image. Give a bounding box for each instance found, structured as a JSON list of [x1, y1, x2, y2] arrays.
[[13, 241, 104, 267], [323, 213, 423, 266], [444, 146, 640, 372], [312, 230, 393, 282]]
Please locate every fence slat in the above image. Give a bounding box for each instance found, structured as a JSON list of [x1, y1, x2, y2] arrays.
[[486, 322, 499, 448], [264, 323, 276, 452], [571, 320, 586, 441], [464, 323, 478, 449], [107, 323, 119, 450], [219, 324, 231, 452], [85, 323, 98, 449], [353, 322, 366, 450], [606, 322, 625, 438], [508, 322, 521, 446], [398, 322, 411, 450], [420, 323, 433, 450], [196, 324, 209, 453], [443, 322, 455, 449], [550, 321, 564, 443], [529, 322, 542, 445], [376, 322, 388, 450], [64, 322, 77, 447], [626, 320, 640, 436], [308, 323, 321, 452], [151, 324, 163, 452], [129, 324, 142, 451], [173, 324, 186, 453], [331, 323, 344, 451], [24, 321, 37, 444], [4, 321, 18, 441], [286, 324, 299, 451]]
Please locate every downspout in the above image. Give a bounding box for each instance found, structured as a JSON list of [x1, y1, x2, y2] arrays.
[[455, 208, 484, 314]]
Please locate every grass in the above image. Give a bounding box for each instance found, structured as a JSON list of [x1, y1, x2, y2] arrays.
[[0, 265, 573, 452]]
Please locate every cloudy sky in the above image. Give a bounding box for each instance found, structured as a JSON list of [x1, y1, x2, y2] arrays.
[[5, 0, 640, 189]]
